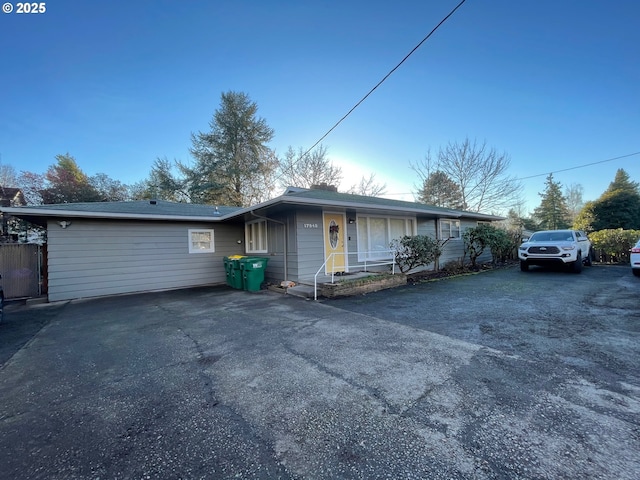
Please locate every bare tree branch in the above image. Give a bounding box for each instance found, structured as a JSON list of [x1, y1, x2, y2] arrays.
[[346, 173, 387, 196], [277, 145, 342, 190]]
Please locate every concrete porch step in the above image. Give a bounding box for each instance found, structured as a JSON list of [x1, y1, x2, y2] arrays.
[[286, 284, 316, 299]]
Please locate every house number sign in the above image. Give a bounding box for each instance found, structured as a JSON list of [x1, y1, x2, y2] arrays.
[[303, 223, 319, 228]]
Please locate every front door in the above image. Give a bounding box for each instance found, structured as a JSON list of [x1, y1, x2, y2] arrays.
[[323, 212, 347, 274]]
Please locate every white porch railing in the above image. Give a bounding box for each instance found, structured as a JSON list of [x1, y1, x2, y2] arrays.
[[313, 250, 397, 301]]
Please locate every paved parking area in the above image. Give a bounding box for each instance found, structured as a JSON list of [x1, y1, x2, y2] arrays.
[[0, 265, 639, 479]]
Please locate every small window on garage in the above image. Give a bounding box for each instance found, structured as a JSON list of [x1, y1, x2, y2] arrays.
[[188, 229, 215, 253], [440, 219, 461, 239], [245, 219, 268, 253]]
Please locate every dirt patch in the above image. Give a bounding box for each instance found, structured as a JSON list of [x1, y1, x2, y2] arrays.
[[406, 260, 519, 284]]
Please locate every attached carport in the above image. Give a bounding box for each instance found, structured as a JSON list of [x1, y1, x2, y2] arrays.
[[2, 201, 245, 301]]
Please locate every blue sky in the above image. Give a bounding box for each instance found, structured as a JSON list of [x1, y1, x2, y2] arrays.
[[1, 0, 638, 213]]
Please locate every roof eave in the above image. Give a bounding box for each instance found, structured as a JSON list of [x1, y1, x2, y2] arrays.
[[246, 196, 463, 217], [0, 207, 226, 223]]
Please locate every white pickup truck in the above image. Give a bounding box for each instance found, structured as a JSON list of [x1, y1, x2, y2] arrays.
[[518, 229, 593, 273]]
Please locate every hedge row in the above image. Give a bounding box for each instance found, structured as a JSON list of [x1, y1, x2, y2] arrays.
[[588, 229, 640, 263]]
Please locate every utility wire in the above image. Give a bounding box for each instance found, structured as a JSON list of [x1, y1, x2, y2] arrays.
[[379, 150, 640, 197], [290, 0, 468, 169], [514, 151, 640, 181]]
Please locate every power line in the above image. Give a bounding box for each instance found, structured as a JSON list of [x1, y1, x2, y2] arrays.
[[287, 0, 468, 171], [514, 151, 640, 181], [377, 150, 640, 197]]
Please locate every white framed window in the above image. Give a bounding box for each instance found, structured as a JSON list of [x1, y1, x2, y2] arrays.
[[440, 219, 461, 239], [357, 216, 416, 260], [245, 219, 268, 253], [188, 229, 215, 253]]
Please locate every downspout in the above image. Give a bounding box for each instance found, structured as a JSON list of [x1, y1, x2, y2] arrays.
[[435, 217, 440, 271], [250, 211, 289, 282]]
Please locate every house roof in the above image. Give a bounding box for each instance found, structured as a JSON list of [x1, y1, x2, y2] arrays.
[[0, 200, 242, 226], [0, 188, 504, 226], [0, 187, 26, 207], [228, 187, 504, 221]]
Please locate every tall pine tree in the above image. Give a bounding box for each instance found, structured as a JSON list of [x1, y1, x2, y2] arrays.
[[417, 170, 465, 209], [182, 91, 276, 206], [591, 169, 640, 230], [533, 174, 570, 230]]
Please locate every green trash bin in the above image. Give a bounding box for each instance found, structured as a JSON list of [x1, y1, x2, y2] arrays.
[[240, 257, 269, 292], [223, 255, 245, 289]]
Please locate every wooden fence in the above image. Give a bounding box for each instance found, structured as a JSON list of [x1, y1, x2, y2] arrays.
[[0, 244, 42, 299]]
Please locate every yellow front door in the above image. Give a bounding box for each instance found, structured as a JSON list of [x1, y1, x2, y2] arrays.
[[323, 212, 347, 274]]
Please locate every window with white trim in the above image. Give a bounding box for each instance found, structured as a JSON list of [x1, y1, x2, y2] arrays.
[[440, 219, 461, 239], [357, 216, 416, 260], [245, 219, 268, 253], [188, 229, 215, 253]]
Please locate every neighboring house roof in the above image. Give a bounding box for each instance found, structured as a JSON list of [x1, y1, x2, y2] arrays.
[[0, 200, 243, 226], [0, 187, 26, 207], [0, 188, 504, 226]]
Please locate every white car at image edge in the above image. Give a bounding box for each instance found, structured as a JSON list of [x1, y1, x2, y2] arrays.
[[631, 239, 640, 277]]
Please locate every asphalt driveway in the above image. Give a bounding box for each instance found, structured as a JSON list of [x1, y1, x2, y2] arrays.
[[0, 265, 638, 479]]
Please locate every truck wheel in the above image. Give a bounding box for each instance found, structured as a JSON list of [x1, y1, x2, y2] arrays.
[[585, 248, 593, 266], [572, 253, 583, 273], [520, 260, 529, 272]]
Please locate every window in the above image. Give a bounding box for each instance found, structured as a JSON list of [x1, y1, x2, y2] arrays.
[[245, 220, 268, 253], [440, 219, 461, 239], [357, 216, 416, 260], [188, 229, 215, 253]]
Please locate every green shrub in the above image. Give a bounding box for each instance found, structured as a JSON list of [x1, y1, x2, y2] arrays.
[[463, 224, 515, 267], [589, 229, 640, 262], [391, 235, 443, 273]]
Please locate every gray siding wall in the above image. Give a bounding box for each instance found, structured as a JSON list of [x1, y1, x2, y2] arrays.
[[438, 219, 494, 266], [409, 218, 439, 273], [440, 237, 466, 266], [261, 213, 297, 284], [47, 220, 243, 301], [295, 209, 325, 281], [417, 218, 437, 238]]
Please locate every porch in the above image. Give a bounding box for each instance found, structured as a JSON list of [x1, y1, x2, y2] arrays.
[[286, 251, 400, 300]]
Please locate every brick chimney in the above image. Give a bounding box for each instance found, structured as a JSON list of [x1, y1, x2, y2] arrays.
[[310, 183, 338, 192]]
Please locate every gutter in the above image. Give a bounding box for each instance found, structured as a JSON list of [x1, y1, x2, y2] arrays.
[[0, 206, 226, 223]]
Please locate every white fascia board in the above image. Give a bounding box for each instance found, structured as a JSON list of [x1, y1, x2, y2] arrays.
[[0, 207, 224, 222]]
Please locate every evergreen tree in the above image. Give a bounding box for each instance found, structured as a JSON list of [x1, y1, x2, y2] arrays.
[[603, 168, 639, 195], [591, 169, 640, 230], [183, 91, 276, 206], [416, 170, 465, 209], [41, 154, 101, 204], [533, 174, 570, 230], [573, 200, 596, 232], [143, 157, 189, 202]]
